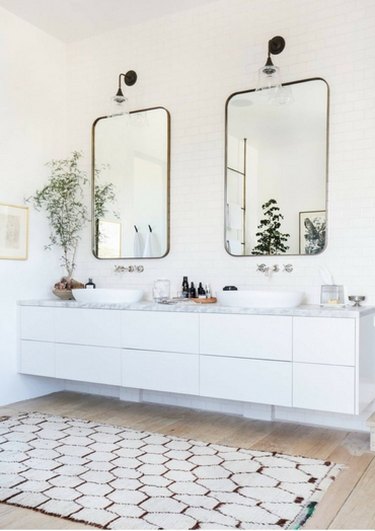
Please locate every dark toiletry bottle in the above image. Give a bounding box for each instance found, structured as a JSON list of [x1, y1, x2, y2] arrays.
[[85, 278, 96, 289], [198, 282, 206, 299], [182, 276, 189, 298], [189, 282, 197, 298]]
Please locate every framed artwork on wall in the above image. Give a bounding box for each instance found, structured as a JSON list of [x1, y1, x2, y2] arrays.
[[299, 210, 326, 255], [0, 203, 29, 260]]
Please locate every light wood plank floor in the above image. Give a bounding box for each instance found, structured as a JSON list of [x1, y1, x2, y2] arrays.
[[0, 391, 373, 530]]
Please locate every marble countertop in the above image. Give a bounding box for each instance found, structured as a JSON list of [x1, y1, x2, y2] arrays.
[[17, 299, 375, 318]]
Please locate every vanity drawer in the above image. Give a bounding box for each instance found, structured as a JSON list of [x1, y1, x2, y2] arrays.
[[200, 356, 292, 406], [121, 311, 199, 354], [20, 340, 55, 377], [293, 362, 356, 414], [200, 314, 292, 361], [293, 317, 356, 366], [20, 307, 55, 341], [55, 308, 121, 347], [55, 344, 121, 385], [122, 350, 199, 395]]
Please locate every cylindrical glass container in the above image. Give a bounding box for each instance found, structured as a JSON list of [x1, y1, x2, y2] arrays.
[[153, 279, 170, 302], [320, 285, 344, 306]]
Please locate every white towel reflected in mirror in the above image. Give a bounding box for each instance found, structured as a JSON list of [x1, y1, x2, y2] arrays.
[[133, 229, 144, 257], [143, 228, 161, 258], [228, 239, 243, 255], [227, 203, 243, 231]]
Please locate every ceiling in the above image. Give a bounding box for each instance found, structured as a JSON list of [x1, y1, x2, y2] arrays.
[[0, 0, 218, 42]]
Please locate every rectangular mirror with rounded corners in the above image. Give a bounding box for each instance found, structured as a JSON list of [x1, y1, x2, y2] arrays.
[[225, 78, 329, 256], [92, 107, 170, 259]]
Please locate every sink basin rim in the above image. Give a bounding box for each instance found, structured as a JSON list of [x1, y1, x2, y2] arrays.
[[217, 289, 304, 309], [72, 288, 144, 304]]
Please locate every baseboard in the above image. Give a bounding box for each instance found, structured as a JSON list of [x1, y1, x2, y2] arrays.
[[63, 381, 375, 431]]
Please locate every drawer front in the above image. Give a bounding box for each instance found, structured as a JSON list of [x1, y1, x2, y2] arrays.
[[293, 317, 356, 366], [56, 308, 121, 347], [20, 307, 55, 342], [200, 356, 292, 406], [121, 311, 199, 354], [122, 350, 199, 395], [56, 344, 121, 385], [20, 340, 55, 377], [293, 363, 356, 414], [200, 314, 292, 361]]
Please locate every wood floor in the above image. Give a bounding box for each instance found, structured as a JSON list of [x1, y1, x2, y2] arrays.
[[0, 391, 374, 530]]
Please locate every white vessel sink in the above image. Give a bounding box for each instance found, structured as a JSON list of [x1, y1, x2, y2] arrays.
[[217, 289, 304, 309], [72, 288, 144, 304]]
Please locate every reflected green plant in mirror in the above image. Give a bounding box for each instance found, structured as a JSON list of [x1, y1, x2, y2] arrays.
[[94, 167, 118, 221], [252, 199, 290, 255], [93, 166, 119, 253]]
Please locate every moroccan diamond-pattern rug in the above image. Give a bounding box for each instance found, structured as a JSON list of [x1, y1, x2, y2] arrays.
[[0, 412, 342, 529]]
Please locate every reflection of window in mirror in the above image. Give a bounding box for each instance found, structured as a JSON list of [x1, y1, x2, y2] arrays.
[[96, 220, 121, 258], [225, 78, 328, 256], [226, 135, 246, 256], [92, 107, 170, 259]]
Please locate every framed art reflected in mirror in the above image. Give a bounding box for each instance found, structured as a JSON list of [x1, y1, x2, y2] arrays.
[[299, 210, 326, 255]]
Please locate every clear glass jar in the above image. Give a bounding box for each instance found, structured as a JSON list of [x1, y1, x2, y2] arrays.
[[153, 279, 170, 302], [320, 285, 344, 306]]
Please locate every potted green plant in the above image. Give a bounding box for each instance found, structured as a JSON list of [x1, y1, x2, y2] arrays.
[[27, 151, 88, 299]]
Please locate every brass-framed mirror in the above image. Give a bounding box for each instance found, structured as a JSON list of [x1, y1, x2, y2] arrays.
[[225, 78, 329, 256], [92, 107, 170, 259]]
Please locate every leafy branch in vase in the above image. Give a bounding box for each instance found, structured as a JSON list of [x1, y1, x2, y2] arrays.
[[26, 151, 88, 280]]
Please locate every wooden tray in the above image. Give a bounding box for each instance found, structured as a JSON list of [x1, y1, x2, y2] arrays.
[[192, 297, 217, 304]]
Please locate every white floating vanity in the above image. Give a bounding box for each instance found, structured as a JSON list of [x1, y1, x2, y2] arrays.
[[18, 301, 375, 417]]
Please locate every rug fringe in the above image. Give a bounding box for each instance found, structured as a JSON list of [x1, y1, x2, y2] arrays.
[[292, 501, 317, 529], [288, 463, 344, 529]]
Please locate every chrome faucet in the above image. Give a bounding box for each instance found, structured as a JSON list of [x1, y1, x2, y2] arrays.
[[257, 263, 293, 275], [257, 264, 279, 276], [114, 265, 144, 273]]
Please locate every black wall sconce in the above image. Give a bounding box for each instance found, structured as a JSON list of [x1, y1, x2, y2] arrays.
[[112, 70, 138, 112], [256, 36, 285, 92]]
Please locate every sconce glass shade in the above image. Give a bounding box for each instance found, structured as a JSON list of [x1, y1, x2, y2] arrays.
[[109, 71, 137, 117], [255, 36, 290, 104], [256, 64, 282, 92], [110, 88, 130, 116]]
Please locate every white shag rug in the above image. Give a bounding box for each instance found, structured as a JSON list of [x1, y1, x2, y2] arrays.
[[0, 412, 342, 529]]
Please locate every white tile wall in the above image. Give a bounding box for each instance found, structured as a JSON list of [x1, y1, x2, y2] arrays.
[[63, 0, 375, 429], [65, 0, 375, 307]]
